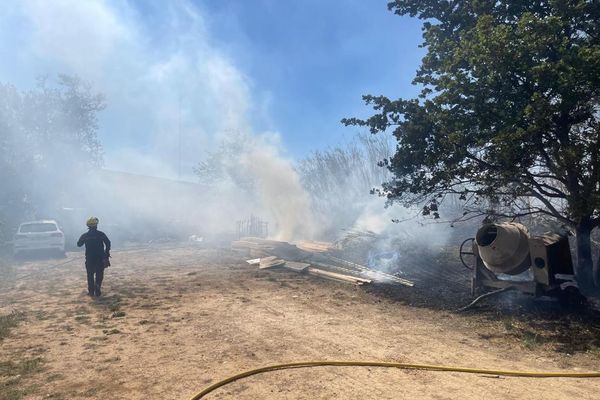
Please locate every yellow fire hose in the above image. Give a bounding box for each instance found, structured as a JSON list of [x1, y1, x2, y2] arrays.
[[188, 360, 600, 399]]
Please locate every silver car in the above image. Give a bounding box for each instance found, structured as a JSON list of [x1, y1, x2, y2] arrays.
[[13, 220, 66, 257]]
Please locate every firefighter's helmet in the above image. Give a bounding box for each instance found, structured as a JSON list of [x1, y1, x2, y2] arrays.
[[86, 217, 99, 228]]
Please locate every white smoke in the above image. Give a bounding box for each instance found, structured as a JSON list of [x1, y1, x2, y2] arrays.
[[0, 0, 316, 241], [1, 0, 254, 179], [354, 197, 450, 248], [239, 134, 317, 241]]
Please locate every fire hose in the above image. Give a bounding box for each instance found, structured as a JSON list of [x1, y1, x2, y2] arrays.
[[187, 360, 600, 399]]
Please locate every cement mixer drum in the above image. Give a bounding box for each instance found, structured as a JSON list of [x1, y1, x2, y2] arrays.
[[475, 223, 531, 275]]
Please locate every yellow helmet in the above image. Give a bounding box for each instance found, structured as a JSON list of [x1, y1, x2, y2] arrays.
[[86, 217, 99, 227]]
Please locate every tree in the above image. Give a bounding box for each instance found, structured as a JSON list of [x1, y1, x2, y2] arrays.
[[0, 75, 105, 237], [296, 132, 394, 237], [342, 1, 600, 285], [193, 131, 256, 194]]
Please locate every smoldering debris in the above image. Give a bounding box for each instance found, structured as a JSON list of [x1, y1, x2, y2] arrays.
[[232, 237, 413, 287]]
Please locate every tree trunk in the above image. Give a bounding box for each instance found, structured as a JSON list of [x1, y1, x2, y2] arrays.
[[595, 247, 600, 288], [575, 220, 594, 288]]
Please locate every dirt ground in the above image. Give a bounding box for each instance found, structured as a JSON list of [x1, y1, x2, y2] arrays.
[[1, 244, 600, 400]]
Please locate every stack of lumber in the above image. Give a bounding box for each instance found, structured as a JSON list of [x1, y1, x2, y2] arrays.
[[232, 239, 276, 257], [232, 237, 306, 259], [295, 240, 334, 253]]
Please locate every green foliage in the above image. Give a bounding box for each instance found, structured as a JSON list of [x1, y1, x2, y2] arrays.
[[344, 1, 600, 231]]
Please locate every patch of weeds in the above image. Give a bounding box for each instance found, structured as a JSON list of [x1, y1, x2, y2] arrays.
[[502, 317, 515, 332], [47, 372, 65, 382], [111, 311, 126, 318], [0, 385, 29, 400], [521, 331, 542, 349], [0, 311, 25, 340], [34, 310, 50, 321], [82, 387, 99, 397], [30, 346, 47, 356], [108, 303, 121, 313], [587, 346, 600, 359], [0, 357, 44, 400], [557, 357, 572, 369], [74, 306, 90, 315], [0, 258, 17, 287]]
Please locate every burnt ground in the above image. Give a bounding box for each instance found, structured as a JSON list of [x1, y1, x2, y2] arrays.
[[335, 238, 600, 356], [1, 243, 600, 399]]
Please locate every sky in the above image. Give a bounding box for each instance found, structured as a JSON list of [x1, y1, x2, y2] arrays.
[[0, 0, 425, 180]]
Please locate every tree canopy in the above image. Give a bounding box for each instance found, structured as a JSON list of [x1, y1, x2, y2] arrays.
[[0, 75, 105, 236], [343, 0, 600, 279]]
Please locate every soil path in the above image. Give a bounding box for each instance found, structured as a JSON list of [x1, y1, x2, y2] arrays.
[[1, 245, 599, 399]]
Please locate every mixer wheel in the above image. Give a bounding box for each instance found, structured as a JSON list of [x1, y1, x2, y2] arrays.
[[459, 238, 476, 270]]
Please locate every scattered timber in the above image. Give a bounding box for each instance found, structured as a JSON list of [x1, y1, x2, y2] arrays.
[[233, 237, 413, 287], [283, 261, 311, 273], [295, 240, 333, 253], [259, 256, 286, 269], [233, 237, 307, 260], [325, 255, 414, 287], [307, 267, 372, 285]]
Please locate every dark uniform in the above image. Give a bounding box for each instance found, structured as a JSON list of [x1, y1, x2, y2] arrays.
[[77, 228, 111, 296]]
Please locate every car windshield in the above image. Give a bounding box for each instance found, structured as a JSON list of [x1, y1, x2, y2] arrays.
[[19, 223, 58, 233]]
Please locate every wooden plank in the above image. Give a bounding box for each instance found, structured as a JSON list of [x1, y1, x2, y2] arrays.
[[325, 255, 414, 287], [295, 240, 333, 253], [249, 249, 272, 258], [231, 241, 275, 251], [283, 261, 311, 272], [259, 257, 286, 269], [308, 267, 372, 285], [361, 271, 415, 287]]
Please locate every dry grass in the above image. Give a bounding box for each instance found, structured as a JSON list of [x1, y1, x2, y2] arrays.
[[0, 311, 25, 340], [0, 357, 44, 400]]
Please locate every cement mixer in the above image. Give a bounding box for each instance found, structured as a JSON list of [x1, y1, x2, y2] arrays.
[[459, 223, 583, 303]]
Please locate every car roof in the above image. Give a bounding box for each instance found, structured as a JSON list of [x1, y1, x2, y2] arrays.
[[19, 220, 58, 225]]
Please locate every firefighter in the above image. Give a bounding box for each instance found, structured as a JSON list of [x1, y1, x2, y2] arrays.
[[77, 217, 111, 297]]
